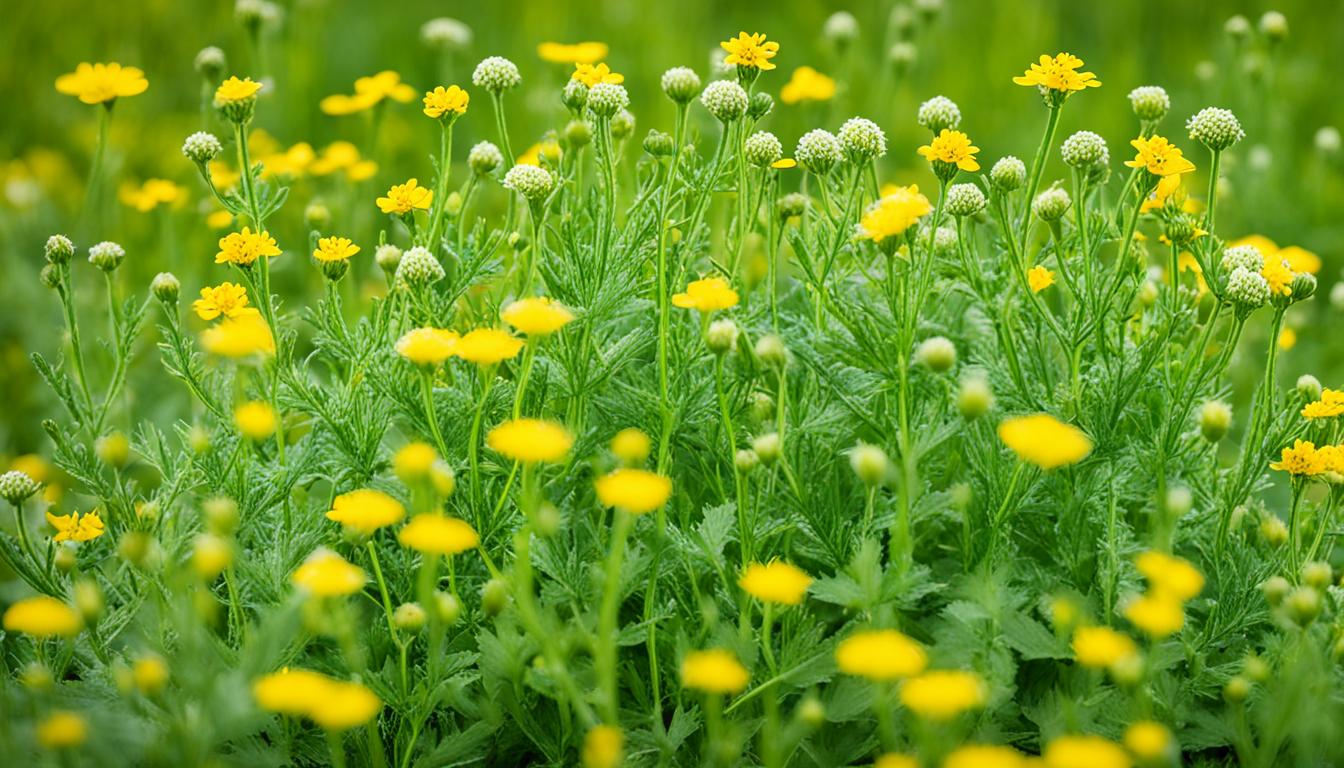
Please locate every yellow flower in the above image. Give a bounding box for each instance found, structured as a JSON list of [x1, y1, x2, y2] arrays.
[[326, 489, 406, 535], [1042, 734, 1130, 768], [253, 668, 336, 715], [899, 669, 986, 721], [772, 158, 797, 169], [423, 85, 470, 119], [377, 178, 433, 215], [36, 711, 88, 749], [572, 62, 625, 87], [1270, 439, 1325, 476], [680, 648, 749, 694], [215, 76, 263, 104], [1124, 721, 1173, 761], [1135, 551, 1204, 602], [502, 297, 576, 336], [200, 311, 275, 358], [517, 140, 562, 167], [487, 418, 574, 463], [1325, 388, 1344, 407], [672, 277, 739, 312], [192, 533, 234, 579], [132, 654, 170, 695], [2, 595, 82, 637], [1029, 265, 1056, 293], [739, 561, 813, 605], [45, 509, 105, 543], [398, 514, 480, 555], [538, 41, 609, 64], [874, 755, 919, 768], [1071, 626, 1138, 669], [1261, 257, 1294, 297], [292, 549, 366, 597], [234, 401, 277, 441], [1124, 593, 1184, 638], [320, 92, 380, 116], [582, 724, 624, 768], [1319, 445, 1344, 474], [395, 328, 459, 366], [997, 414, 1093, 469], [1302, 400, 1344, 419], [1278, 245, 1321, 275], [193, 282, 251, 320], [721, 32, 780, 71], [55, 62, 148, 105], [120, 178, 185, 212], [1125, 135, 1196, 200], [943, 745, 1026, 768], [917, 129, 981, 172], [308, 680, 381, 731], [455, 328, 525, 365], [216, 227, 281, 266], [313, 236, 360, 262], [611, 428, 651, 464], [595, 468, 673, 514], [1012, 53, 1101, 93], [322, 71, 415, 115], [394, 442, 438, 482], [858, 185, 932, 243], [835, 629, 928, 681], [780, 66, 836, 105]]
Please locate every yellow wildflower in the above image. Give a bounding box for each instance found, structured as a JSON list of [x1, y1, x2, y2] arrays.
[[1261, 257, 1294, 297], [1302, 400, 1344, 419], [55, 62, 148, 105], [595, 468, 673, 514], [322, 71, 415, 115], [487, 418, 574, 463], [1135, 551, 1204, 602], [36, 711, 88, 749], [835, 629, 928, 681], [538, 41, 609, 64], [582, 724, 624, 768], [215, 76, 263, 104], [680, 648, 749, 694], [216, 227, 281, 266], [1042, 734, 1130, 768], [120, 178, 185, 212], [611, 428, 652, 464], [874, 755, 919, 768], [233, 401, 277, 441], [859, 185, 933, 243], [772, 158, 797, 169], [721, 32, 780, 71], [200, 311, 275, 358], [997, 414, 1093, 469], [326, 489, 405, 535], [899, 670, 986, 721], [502, 297, 576, 335], [1012, 53, 1101, 93], [1124, 721, 1173, 761], [917, 129, 981, 172], [253, 668, 336, 715], [739, 561, 813, 605], [944, 746, 1025, 768], [572, 62, 625, 87], [780, 66, 836, 105], [1071, 626, 1138, 669], [313, 236, 359, 262], [398, 514, 480, 555], [1029, 265, 1056, 293], [1125, 135, 1196, 200], [395, 328, 459, 366], [132, 654, 170, 695], [1270, 439, 1325, 476], [45, 509, 105, 543], [376, 178, 433, 215], [672, 276, 739, 312], [310, 681, 382, 731], [393, 442, 438, 482], [2, 596, 82, 637], [423, 85, 470, 119], [1124, 593, 1184, 638], [1278, 245, 1321, 275], [292, 549, 367, 597], [455, 328, 524, 365], [193, 282, 251, 320], [192, 534, 234, 579]]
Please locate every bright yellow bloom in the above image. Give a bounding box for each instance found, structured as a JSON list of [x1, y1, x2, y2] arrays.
[[899, 670, 986, 720], [680, 648, 749, 694], [1261, 257, 1294, 297], [1278, 245, 1321, 275], [309, 680, 381, 731], [772, 158, 797, 169], [835, 629, 928, 681], [393, 442, 438, 481], [1325, 388, 1344, 407], [572, 62, 625, 87], [595, 468, 673, 514], [45, 509, 105, 543], [917, 129, 981, 172], [582, 724, 624, 768], [672, 277, 739, 312], [611, 428, 652, 464], [1124, 593, 1184, 638], [423, 85, 470, 118], [292, 549, 366, 597], [377, 178, 433, 215], [398, 514, 480, 555], [997, 414, 1093, 469], [216, 227, 282, 266], [215, 76, 263, 104], [193, 282, 251, 320], [739, 561, 813, 605], [721, 32, 780, 71], [780, 66, 836, 104], [538, 41, 609, 64], [1029, 265, 1056, 293], [36, 711, 88, 749], [2, 595, 82, 637], [502, 297, 576, 335], [326, 489, 406, 534], [1302, 400, 1344, 419], [455, 328, 524, 365], [200, 311, 275, 358], [313, 236, 360, 262], [192, 533, 234, 579], [487, 418, 574, 463], [1135, 551, 1204, 602], [310, 141, 377, 179], [1071, 626, 1138, 669], [132, 654, 170, 695], [55, 62, 148, 105], [858, 185, 932, 243], [1012, 53, 1101, 93], [943, 745, 1025, 768], [1270, 439, 1325, 476], [395, 328, 459, 366], [233, 401, 277, 441], [254, 668, 336, 715], [874, 755, 919, 768], [1042, 734, 1130, 768], [320, 92, 380, 115], [120, 178, 185, 212], [1319, 445, 1344, 474], [1125, 135, 1196, 200], [1124, 721, 1173, 761], [322, 71, 416, 115], [517, 140, 562, 167]]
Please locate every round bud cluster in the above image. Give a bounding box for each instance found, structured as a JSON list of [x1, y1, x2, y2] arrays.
[[587, 82, 630, 118], [468, 141, 503, 176], [752, 433, 781, 465], [395, 246, 445, 286], [916, 95, 961, 134], [706, 319, 739, 355], [1224, 15, 1251, 40], [777, 192, 808, 219], [1128, 86, 1170, 122], [700, 80, 749, 122], [194, 47, 227, 81], [561, 79, 589, 112], [1196, 400, 1229, 444], [40, 264, 61, 290], [1297, 374, 1323, 400], [375, 244, 402, 275], [1032, 187, 1072, 222], [1226, 266, 1270, 310], [946, 182, 986, 218], [1220, 245, 1264, 273], [990, 156, 1027, 191], [304, 202, 331, 230], [838, 117, 887, 160], [744, 131, 783, 168], [420, 17, 472, 51], [660, 66, 703, 103], [915, 336, 956, 372], [849, 443, 890, 486], [754, 334, 789, 368], [0, 470, 41, 505], [45, 234, 75, 265], [795, 129, 843, 174], [643, 130, 675, 157], [471, 56, 521, 94], [927, 225, 957, 253], [393, 602, 426, 632], [888, 42, 917, 72], [565, 120, 593, 148], [1187, 107, 1245, 151], [88, 241, 126, 272], [1060, 130, 1109, 169], [1291, 272, 1317, 303], [182, 131, 223, 164], [151, 272, 180, 304], [503, 164, 554, 201], [956, 375, 994, 419], [610, 109, 635, 140], [823, 11, 859, 45], [1259, 11, 1288, 42], [734, 449, 759, 474], [748, 93, 774, 121]]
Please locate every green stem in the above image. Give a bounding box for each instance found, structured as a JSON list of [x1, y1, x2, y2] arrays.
[[1019, 104, 1063, 243], [597, 509, 634, 723]]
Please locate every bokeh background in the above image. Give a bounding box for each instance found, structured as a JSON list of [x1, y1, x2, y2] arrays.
[[2, 0, 1341, 456]]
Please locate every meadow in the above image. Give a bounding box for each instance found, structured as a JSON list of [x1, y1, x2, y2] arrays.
[[2, 1, 1344, 766]]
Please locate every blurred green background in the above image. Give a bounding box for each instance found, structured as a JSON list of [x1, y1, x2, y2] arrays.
[[2, 0, 1341, 458]]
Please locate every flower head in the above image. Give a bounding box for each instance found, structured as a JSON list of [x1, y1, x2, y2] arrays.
[[701, 80, 749, 122], [2, 596, 82, 637], [538, 41, 608, 64], [572, 62, 624, 87], [56, 62, 148, 105], [595, 468, 672, 514], [838, 117, 887, 160], [216, 227, 281, 266], [721, 32, 779, 71], [582, 724, 624, 768], [1043, 735, 1130, 768], [672, 276, 739, 312], [472, 56, 522, 93], [1126, 135, 1196, 199], [1071, 626, 1138, 669], [36, 711, 88, 749], [1302, 399, 1344, 420], [395, 327, 458, 366], [1187, 107, 1244, 151], [917, 129, 980, 174], [215, 76, 263, 104], [1124, 721, 1174, 761], [1028, 265, 1056, 293], [327, 489, 406, 535], [1270, 439, 1325, 476], [234, 401, 277, 441], [455, 328, 524, 365], [292, 549, 367, 597], [944, 746, 1025, 768], [795, 129, 843, 173], [899, 670, 986, 720], [398, 514, 479, 555], [1013, 53, 1101, 101], [1124, 593, 1185, 638], [502, 164, 555, 200], [997, 413, 1093, 469], [502, 297, 575, 335], [680, 648, 749, 694], [377, 178, 432, 215], [917, 95, 962, 133], [835, 629, 928, 681], [200, 312, 275, 358], [739, 561, 813, 605], [395, 247, 445, 285], [779, 66, 835, 104], [423, 85, 469, 119], [660, 67, 703, 103], [313, 236, 359, 263], [611, 428, 652, 464], [1135, 551, 1204, 602], [45, 509, 105, 543], [487, 419, 574, 463], [858, 186, 933, 244]]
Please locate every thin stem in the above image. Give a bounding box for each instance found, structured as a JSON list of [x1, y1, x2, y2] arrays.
[[597, 509, 634, 723]]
